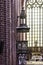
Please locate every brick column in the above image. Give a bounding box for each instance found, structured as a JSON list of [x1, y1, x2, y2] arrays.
[[0, 0, 6, 65], [6, 0, 17, 65]]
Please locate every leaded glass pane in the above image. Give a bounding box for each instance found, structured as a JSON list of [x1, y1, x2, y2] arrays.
[[26, 0, 43, 47]]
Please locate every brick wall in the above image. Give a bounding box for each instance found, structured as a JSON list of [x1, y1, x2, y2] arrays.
[[0, 0, 22, 65], [0, 0, 6, 65]]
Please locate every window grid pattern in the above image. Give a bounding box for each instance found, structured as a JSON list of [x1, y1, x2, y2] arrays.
[[26, 0, 43, 47]]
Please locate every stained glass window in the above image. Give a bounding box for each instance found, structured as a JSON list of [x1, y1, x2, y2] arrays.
[[26, 0, 43, 47]]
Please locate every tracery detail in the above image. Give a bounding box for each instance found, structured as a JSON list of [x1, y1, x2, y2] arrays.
[[26, 0, 43, 47], [27, 0, 43, 8]]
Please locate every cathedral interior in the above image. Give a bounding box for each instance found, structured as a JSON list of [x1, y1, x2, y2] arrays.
[[0, 0, 43, 65]]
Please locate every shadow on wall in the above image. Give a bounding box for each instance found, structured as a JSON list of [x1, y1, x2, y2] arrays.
[[0, 40, 4, 54]]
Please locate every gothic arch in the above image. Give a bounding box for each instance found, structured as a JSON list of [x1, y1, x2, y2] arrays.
[[26, 0, 43, 47]]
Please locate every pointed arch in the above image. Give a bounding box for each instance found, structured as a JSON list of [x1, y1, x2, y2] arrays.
[[26, 0, 43, 47]]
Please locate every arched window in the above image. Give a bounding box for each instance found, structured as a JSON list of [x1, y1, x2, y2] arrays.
[[26, 0, 43, 47]]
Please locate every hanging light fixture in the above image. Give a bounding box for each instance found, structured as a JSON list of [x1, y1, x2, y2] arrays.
[[16, 7, 30, 32]]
